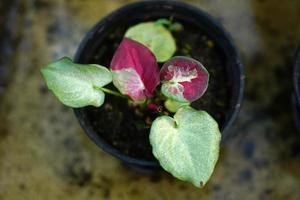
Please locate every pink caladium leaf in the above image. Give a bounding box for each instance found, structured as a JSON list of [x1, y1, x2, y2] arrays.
[[110, 37, 160, 101], [160, 56, 209, 103]]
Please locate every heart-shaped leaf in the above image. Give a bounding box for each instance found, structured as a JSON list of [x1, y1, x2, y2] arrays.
[[41, 57, 112, 107], [150, 106, 221, 187], [111, 38, 160, 101], [125, 22, 176, 62], [160, 56, 209, 103]]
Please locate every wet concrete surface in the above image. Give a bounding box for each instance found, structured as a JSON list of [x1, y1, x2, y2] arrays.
[[0, 0, 300, 199]]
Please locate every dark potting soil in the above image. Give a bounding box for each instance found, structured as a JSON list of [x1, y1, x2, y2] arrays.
[[82, 19, 231, 161]]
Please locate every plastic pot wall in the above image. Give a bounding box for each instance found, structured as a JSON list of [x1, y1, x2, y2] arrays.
[[293, 47, 300, 130]]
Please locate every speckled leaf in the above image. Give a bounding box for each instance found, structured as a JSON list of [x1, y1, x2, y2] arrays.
[[160, 56, 209, 103], [125, 22, 176, 62], [150, 106, 221, 187], [41, 57, 112, 108]]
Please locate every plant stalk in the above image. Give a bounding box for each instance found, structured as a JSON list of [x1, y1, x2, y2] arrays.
[[94, 86, 128, 99]]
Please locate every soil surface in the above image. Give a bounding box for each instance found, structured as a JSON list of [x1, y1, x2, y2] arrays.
[[81, 18, 231, 160]]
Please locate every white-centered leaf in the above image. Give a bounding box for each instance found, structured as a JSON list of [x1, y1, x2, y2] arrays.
[[160, 56, 209, 103], [125, 22, 176, 62], [150, 106, 221, 187], [41, 57, 112, 107]]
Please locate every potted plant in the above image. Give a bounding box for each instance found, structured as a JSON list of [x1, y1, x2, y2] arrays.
[[293, 47, 300, 130], [41, 1, 244, 187]]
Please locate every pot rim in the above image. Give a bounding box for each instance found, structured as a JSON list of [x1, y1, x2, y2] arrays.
[[74, 0, 245, 168], [293, 47, 300, 107]]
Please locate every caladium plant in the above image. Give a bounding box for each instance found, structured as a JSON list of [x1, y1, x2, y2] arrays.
[[41, 18, 221, 188]]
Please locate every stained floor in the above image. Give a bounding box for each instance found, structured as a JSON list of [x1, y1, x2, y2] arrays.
[[0, 0, 300, 199]]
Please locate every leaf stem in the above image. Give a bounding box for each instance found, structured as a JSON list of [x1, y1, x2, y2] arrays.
[[94, 86, 129, 99]]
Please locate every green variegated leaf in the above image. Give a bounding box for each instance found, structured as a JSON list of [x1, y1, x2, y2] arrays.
[[125, 22, 176, 62], [41, 57, 112, 108], [150, 106, 221, 187]]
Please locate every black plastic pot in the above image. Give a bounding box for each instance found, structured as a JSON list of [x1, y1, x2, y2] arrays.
[[73, 0, 244, 170], [292, 47, 300, 130]]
